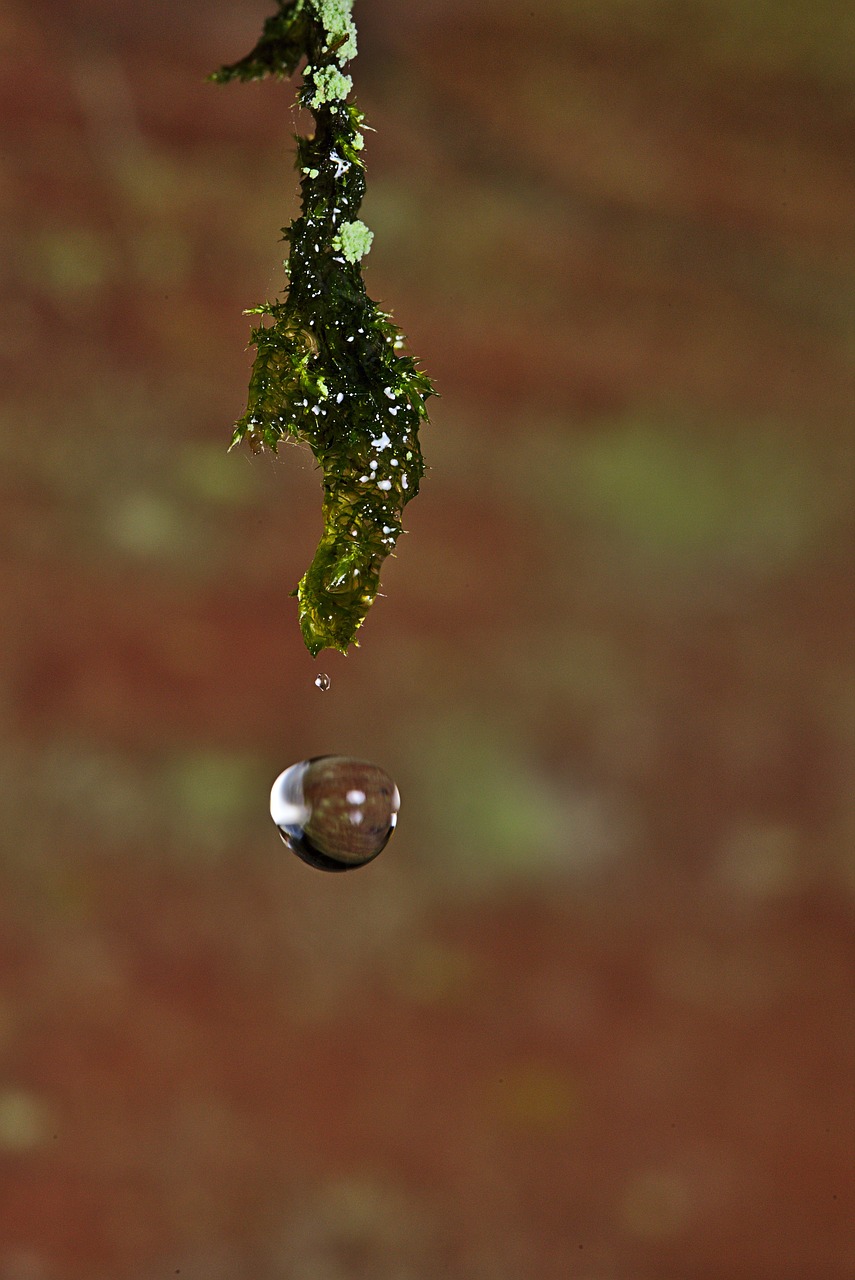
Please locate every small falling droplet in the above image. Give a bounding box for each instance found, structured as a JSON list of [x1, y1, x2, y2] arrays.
[[269, 757, 400, 871], [314, 673, 330, 691]]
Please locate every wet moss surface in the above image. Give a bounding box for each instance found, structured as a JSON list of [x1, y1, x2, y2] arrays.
[[213, 1, 435, 655]]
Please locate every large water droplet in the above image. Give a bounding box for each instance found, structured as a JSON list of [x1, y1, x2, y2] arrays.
[[269, 757, 400, 871], [314, 672, 330, 691]]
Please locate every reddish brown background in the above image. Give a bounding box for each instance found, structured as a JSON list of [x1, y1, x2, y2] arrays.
[[1, 1, 853, 1277]]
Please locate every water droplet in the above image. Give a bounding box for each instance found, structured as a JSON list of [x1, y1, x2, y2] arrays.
[[314, 673, 330, 691], [270, 757, 400, 871]]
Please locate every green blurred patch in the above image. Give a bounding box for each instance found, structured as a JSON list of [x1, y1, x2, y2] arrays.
[[176, 442, 259, 505], [414, 705, 628, 881], [33, 740, 261, 858], [443, 410, 848, 576], [32, 227, 115, 298], [0, 1090, 53, 1153], [110, 149, 194, 217], [572, 421, 844, 571], [419, 716, 568, 877], [561, 0, 855, 85], [491, 1063, 580, 1131], [107, 490, 190, 557], [101, 480, 235, 575], [166, 750, 259, 847], [392, 938, 477, 1006]]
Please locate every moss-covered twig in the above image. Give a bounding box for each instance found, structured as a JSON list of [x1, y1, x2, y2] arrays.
[[212, 0, 435, 656]]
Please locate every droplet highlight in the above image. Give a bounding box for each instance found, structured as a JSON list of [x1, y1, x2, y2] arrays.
[[269, 757, 400, 872], [314, 672, 330, 691]]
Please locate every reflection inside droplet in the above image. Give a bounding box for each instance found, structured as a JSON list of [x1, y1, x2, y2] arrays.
[[314, 672, 330, 691], [269, 757, 400, 871]]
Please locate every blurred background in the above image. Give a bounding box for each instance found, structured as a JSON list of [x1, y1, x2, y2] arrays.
[[1, 1, 853, 1276]]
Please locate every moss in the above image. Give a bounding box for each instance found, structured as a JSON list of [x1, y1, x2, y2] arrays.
[[212, 0, 435, 655]]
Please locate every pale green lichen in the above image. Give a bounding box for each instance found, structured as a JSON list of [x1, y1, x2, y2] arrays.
[[307, 64, 352, 107], [332, 219, 373, 263], [313, 0, 357, 63]]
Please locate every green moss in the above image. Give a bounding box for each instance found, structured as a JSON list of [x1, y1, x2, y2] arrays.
[[212, 0, 435, 655]]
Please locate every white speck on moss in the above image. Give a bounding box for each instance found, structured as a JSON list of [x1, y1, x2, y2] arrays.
[[331, 219, 373, 264], [307, 65, 352, 109]]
